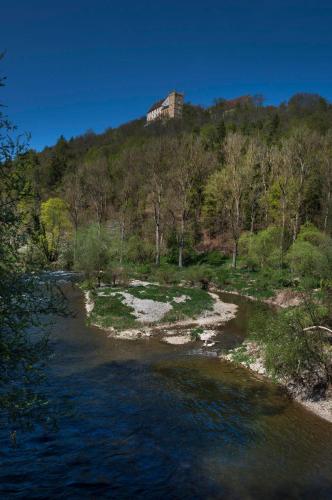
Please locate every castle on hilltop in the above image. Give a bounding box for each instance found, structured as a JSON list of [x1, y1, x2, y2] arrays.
[[146, 91, 184, 123]]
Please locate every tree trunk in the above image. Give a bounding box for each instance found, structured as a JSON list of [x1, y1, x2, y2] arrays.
[[232, 239, 238, 269], [120, 220, 125, 264], [154, 197, 161, 266], [178, 216, 185, 268], [324, 188, 331, 232], [155, 221, 160, 266], [280, 198, 286, 268], [178, 244, 183, 268]]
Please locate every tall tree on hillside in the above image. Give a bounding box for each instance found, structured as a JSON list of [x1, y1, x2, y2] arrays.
[[114, 147, 145, 263], [283, 128, 320, 240], [204, 133, 252, 268], [82, 158, 111, 228], [168, 135, 209, 267], [267, 146, 296, 266], [62, 167, 86, 261], [144, 138, 171, 265], [321, 132, 332, 233]]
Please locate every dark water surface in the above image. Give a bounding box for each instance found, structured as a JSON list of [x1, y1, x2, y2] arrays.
[[1, 281, 332, 499]]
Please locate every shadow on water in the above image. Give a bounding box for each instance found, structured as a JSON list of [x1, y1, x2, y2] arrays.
[[1, 278, 332, 499]]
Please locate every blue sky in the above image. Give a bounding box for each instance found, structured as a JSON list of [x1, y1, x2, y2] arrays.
[[2, 0, 332, 151]]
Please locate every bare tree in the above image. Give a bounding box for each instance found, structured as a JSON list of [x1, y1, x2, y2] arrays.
[[168, 135, 210, 267], [82, 158, 111, 229], [62, 167, 85, 260], [221, 133, 252, 268], [282, 128, 320, 240], [144, 138, 172, 265], [321, 132, 332, 233]]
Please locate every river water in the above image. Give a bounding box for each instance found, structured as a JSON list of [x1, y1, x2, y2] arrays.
[[1, 279, 332, 499]]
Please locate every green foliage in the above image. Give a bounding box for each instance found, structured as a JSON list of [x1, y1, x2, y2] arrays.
[[90, 290, 137, 330], [40, 197, 71, 262], [104, 264, 129, 287], [229, 345, 254, 366], [249, 300, 331, 386], [182, 265, 214, 289], [239, 227, 284, 270], [125, 235, 155, 263], [152, 265, 181, 285], [0, 77, 65, 431], [196, 250, 226, 266], [74, 224, 111, 276], [286, 223, 332, 284]]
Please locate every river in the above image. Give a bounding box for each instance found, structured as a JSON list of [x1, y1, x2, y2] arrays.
[[1, 278, 332, 499]]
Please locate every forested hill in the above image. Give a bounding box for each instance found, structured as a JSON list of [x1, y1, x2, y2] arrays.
[[24, 92, 332, 275], [31, 93, 332, 195]]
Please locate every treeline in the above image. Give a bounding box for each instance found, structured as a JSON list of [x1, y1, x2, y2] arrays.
[[22, 93, 332, 283]]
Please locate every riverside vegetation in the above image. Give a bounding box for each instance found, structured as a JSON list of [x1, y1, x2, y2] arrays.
[[2, 63, 332, 426]]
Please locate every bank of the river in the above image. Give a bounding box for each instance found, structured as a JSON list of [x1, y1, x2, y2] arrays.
[[2, 278, 332, 498], [83, 279, 332, 425], [221, 340, 332, 424]]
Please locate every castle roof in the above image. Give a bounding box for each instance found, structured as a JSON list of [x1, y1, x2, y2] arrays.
[[148, 98, 165, 113]]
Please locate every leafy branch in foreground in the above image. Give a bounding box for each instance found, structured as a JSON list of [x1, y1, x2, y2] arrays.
[[0, 68, 66, 435]]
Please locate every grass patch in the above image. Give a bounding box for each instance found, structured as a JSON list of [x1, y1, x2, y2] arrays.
[[229, 345, 254, 366], [88, 284, 214, 330], [89, 291, 138, 330]]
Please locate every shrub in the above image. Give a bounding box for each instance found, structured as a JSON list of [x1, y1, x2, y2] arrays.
[[249, 300, 331, 398], [286, 224, 332, 285], [104, 265, 129, 287], [197, 250, 226, 266], [74, 224, 111, 277], [212, 267, 231, 287], [239, 227, 284, 270], [153, 265, 181, 285], [183, 265, 214, 289], [125, 235, 154, 264]]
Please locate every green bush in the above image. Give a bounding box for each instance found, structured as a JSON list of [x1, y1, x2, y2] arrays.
[[286, 224, 332, 285], [182, 265, 214, 289], [249, 302, 330, 382], [153, 265, 181, 285], [239, 227, 284, 270], [125, 235, 154, 264], [212, 267, 231, 287], [104, 265, 129, 287], [196, 250, 226, 266], [74, 224, 111, 277]]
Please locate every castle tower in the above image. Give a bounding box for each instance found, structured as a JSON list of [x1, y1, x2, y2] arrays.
[[168, 91, 184, 119]]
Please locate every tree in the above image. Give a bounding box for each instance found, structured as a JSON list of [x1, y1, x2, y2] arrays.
[[321, 132, 332, 232], [168, 135, 210, 267], [0, 61, 64, 434], [40, 197, 71, 262], [82, 158, 111, 227], [283, 128, 320, 240], [144, 138, 171, 265], [74, 223, 111, 278], [205, 133, 252, 268], [62, 167, 86, 261], [286, 223, 332, 284]]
